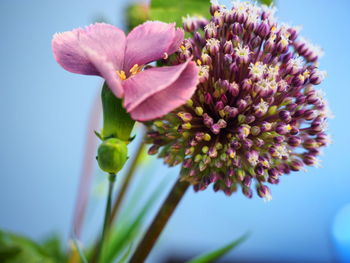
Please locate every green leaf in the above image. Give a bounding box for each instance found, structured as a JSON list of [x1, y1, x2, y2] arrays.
[[116, 244, 133, 263], [126, 3, 150, 31], [100, 178, 169, 263], [72, 238, 89, 263], [149, 0, 275, 28], [41, 234, 66, 262], [101, 82, 135, 142], [258, 0, 274, 5], [0, 230, 64, 263], [150, 0, 211, 27], [186, 233, 250, 263]]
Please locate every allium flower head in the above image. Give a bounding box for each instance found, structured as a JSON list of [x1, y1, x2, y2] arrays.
[[52, 22, 198, 121], [146, 1, 330, 200]]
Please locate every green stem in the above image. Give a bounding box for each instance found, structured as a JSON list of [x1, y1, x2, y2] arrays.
[[109, 136, 146, 225], [90, 135, 145, 263], [129, 179, 190, 263], [96, 173, 116, 263]]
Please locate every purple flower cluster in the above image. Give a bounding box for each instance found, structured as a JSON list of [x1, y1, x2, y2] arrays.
[[146, 1, 330, 200]]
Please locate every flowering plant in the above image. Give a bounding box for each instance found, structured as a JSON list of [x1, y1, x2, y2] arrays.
[[147, 1, 329, 201], [1, 0, 330, 262]]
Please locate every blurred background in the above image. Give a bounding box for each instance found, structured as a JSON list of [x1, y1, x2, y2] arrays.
[[0, 0, 349, 262]]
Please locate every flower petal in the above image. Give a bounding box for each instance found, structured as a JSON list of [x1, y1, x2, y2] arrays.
[[167, 28, 185, 55], [82, 46, 124, 97], [52, 23, 126, 97], [124, 60, 190, 110], [124, 21, 184, 71], [52, 28, 100, 75], [123, 60, 199, 121]]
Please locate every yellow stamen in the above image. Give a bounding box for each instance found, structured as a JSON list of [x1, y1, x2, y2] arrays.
[[116, 70, 126, 80], [182, 123, 192, 130], [214, 11, 221, 17], [130, 64, 142, 75], [262, 160, 269, 167], [154, 121, 163, 128], [180, 45, 186, 51], [280, 38, 289, 46], [186, 99, 193, 107], [219, 110, 226, 118], [196, 59, 202, 65], [182, 132, 190, 139], [195, 107, 203, 116], [303, 70, 310, 78], [204, 133, 211, 141], [243, 127, 250, 137]]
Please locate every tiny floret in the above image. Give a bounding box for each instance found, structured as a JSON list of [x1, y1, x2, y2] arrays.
[[249, 62, 266, 79], [235, 44, 250, 58]]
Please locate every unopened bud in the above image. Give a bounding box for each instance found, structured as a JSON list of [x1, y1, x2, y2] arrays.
[[97, 138, 128, 174]]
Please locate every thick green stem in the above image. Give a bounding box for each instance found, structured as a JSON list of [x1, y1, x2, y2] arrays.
[[101, 83, 135, 142], [129, 179, 190, 263], [96, 173, 116, 262], [109, 136, 146, 225]]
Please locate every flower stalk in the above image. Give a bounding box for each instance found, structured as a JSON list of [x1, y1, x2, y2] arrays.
[[109, 135, 146, 225], [129, 178, 190, 263], [95, 173, 116, 263]]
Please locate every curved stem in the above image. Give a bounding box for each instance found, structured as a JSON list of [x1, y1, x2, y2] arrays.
[[109, 135, 146, 225], [96, 173, 116, 262], [129, 179, 190, 263]]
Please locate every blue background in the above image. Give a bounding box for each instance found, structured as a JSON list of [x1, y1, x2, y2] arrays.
[[0, 0, 349, 262]]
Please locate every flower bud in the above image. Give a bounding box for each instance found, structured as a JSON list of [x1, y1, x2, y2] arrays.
[[221, 41, 232, 55], [201, 53, 212, 65], [279, 110, 292, 123], [210, 2, 220, 16], [257, 185, 272, 201], [289, 159, 304, 171], [257, 21, 270, 38], [97, 138, 128, 174], [205, 22, 218, 39], [231, 22, 243, 35], [242, 187, 253, 198], [243, 175, 252, 187], [302, 153, 317, 166], [182, 15, 197, 32]]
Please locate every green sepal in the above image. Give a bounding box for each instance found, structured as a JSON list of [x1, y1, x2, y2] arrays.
[[94, 130, 103, 140], [101, 82, 135, 142]]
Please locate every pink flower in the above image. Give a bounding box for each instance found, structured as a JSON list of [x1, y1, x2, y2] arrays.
[[52, 22, 199, 121]]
